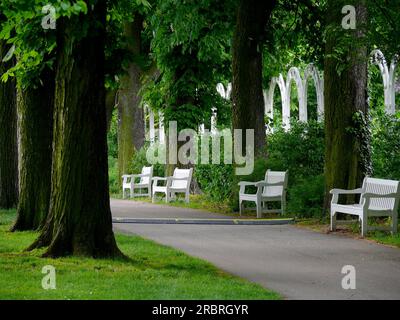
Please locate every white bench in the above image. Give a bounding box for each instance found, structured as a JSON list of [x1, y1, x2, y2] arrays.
[[152, 168, 193, 203], [238, 170, 288, 218], [330, 177, 400, 236], [122, 166, 153, 198]]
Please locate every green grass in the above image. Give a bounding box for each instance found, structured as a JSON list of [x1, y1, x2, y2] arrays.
[[0, 210, 279, 300], [296, 217, 400, 248]]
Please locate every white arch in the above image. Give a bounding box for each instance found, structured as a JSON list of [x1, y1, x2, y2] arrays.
[[287, 67, 306, 123], [264, 75, 289, 130], [304, 63, 324, 121], [265, 64, 325, 131], [216, 82, 232, 100], [370, 49, 398, 115]]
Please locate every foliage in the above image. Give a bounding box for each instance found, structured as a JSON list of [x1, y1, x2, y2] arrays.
[[107, 109, 118, 159], [108, 156, 120, 195], [371, 112, 400, 181], [195, 121, 326, 217], [142, 0, 236, 131], [195, 163, 234, 202], [128, 143, 165, 178], [287, 174, 325, 217], [267, 120, 325, 181], [0, 0, 90, 87]]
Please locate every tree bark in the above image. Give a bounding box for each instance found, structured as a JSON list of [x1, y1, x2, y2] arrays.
[[118, 14, 145, 177], [231, 0, 276, 156], [0, 42, 18, 209], [106, 89, 116, 132], [28, 1, 123, 258], [11, 69, 54, 231], [323, 0, 369, 212]]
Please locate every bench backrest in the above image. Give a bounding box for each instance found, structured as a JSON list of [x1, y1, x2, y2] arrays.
[[262, 170, 288, 197], [171, 168, 193, 190], [360, 177, 400, 210], [140, 166, 153, 185]]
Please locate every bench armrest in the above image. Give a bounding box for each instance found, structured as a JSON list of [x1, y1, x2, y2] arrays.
[[238, 181, 258, 187], [363, 192, 400, 199], [330, 188, 364, 195]]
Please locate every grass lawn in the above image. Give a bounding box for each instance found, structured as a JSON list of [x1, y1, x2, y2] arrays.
[[0, 210, 280, 300], [296, 218, 400, 248]]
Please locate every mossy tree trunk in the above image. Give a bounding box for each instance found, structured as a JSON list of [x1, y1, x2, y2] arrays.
[[28, 2, 123, 258], [231, 0, 276, 156], [0, 42, 18, 209], [11, 69, 54, 231], [323, 0, 369, 212], [118, 14, 145, 177], [106, 89, 116, 132]]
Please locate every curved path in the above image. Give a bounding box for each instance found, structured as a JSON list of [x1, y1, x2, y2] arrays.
[[111, 199, 400, 300]]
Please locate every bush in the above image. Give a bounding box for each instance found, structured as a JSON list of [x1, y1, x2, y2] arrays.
[[371, 113, 400, 180], [194, 121, 325, 217], [108, 156, 120, 195], [129, 143, 165, 178], [287, 174, 325, 218], [267, 120, 325, 182], [195, 163, 234, 202], [264, 121, 325, 217]]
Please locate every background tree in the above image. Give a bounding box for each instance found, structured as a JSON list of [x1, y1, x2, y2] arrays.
[[323, 0, 369, 211], [0, 38, 18, 209], [0, 2, 56, 230], [231, 0, 276, 155], [29, 0, 122, 258], [143, 0, 235, 175], [110, 1, 152, 177]]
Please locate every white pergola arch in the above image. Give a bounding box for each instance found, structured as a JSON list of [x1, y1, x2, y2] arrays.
[[370, 49, 398, 115], [304, 64, 324, 122], [264, 74, 288, 128], [264, 64, 324, 131]]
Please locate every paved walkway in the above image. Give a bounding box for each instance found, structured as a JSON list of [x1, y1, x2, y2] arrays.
[[111, 199, 400, 300]]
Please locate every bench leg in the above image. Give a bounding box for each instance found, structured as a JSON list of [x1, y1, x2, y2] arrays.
[[330, 211, 337, 232], [392, 213, 398, 235], [256, 200, 262, 219], [360, 215, 368, 237], [281, 197, 286, 216], [185, 192, 189, 203], [239, 200, 243, 216]]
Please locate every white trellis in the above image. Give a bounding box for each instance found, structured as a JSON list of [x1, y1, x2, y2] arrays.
[[264, 64, 324, 131], [145, 49, 397, 141], [370, 49, 398, 115]]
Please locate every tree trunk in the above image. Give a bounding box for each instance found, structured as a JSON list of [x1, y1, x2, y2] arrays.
[[106, 89, 116, 132], [118, 14, 145, 177], [323, 0, 369, 212], [0, 42, 18, 209], [231, 0, 276, 156], [10, 68, 54, 231], [28, 2, 123, 258]]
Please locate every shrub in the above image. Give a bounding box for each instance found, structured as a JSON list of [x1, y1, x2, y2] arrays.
[[371, 113, 400, 180], [287, 174, 325, 218], [108, 156, 120, 195], [195, 163, 234, 202], [129, 143, 165, 178]]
